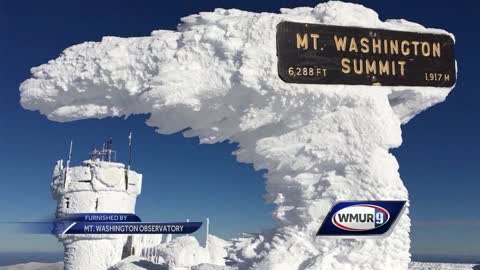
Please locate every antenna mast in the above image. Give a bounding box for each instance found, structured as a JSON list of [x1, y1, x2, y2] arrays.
[[101, 143, 105, 161], [66, 140, 73, 169], [125, 131, 133, 191], [64, 140, 73, 188], [106, 137, 113, 162], [128, 131, 133, 170]]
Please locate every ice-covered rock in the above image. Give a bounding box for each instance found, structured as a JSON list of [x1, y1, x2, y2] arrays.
[[20, 1, 456, 269], [151, 235, 228, 269], [156, 236, 210, 268], [206, 235, 229, 266], [111, 235, 229, 270]]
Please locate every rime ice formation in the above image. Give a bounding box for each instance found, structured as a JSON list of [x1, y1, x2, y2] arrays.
[[2, 262, 478, 270], [408, 263, 479, 270], [21, 1, 455, 270], [111, 235, 229, 269], [51, 160, 142, 269], [0, 262, 64, 270]]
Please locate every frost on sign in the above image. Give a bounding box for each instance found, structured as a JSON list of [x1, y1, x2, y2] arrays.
[[276, 21, 456, 87]]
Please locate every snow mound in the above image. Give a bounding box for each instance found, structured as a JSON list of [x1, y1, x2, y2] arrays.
[[191, 264, 235, 270], [153, 235, 228, 269], [206, 235, 229, 266], [156, 236, 210, 268], [112, 256, 167, 270], [19, 1, 456, 270], [409, 262, 478, 270], [0, 262, 63, 270], [112, 235, 229, 270], [2, 261, 477, 270]]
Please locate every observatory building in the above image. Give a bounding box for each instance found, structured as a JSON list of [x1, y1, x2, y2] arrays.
[[51, 138, 214, 269], [51, 138, 143, 269]]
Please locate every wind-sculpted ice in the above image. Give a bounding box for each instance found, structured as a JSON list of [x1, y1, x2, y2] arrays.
[[20, 2, 455, 269]]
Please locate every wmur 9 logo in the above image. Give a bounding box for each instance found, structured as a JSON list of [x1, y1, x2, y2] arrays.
[[332, 204, 390, 231], [317, 201, 406, 238]]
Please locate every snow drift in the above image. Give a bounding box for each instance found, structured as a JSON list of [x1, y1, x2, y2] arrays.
[[0, 262, 63, 270], [19, 1, 455, 269], [2, 262, 478, 270]]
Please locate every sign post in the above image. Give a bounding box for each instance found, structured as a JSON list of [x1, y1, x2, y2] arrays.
[[277, 21, 456, 87]]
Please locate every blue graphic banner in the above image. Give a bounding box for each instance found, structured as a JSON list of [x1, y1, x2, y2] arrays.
[[4, 213, 202, 235], [62, 222, 202, 234], [56, 213, 142, 222]]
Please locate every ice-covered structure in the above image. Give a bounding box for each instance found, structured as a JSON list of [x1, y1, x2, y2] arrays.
[[21, 1, 456, 270], [52, 145, 220, 270], [52, 158, 143, 269]]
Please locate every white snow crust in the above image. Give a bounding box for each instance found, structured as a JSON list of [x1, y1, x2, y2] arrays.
[[110, 235, 229, 270], [20, 1, 456, 270], [52, 160, 142, 216], [1, 262, 477, 270], [408, 262, 478, 270], [0, 262, 63, 270], [155, 235, 227, 269]]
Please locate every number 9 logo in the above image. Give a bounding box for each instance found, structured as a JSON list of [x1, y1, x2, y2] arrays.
[[375, 212, 384, 225]]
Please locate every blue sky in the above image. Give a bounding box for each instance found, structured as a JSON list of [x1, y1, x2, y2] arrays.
[[0, 0, 478, 258]]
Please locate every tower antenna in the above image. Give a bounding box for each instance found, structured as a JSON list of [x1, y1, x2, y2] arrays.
[[90, 144, 96, 160], [66, 140, 73, 169], [125, 131, 133, 191], [101, 142, 106, 161], [106, 137, 113, 162], [205, 217, 210, 248], [64, 140, 73, 188], [128, 131, 133, 170]]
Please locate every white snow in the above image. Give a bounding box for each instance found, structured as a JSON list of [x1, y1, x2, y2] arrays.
[[409, 262, 478, 270], [111, 256, 167, 270], [1, 262, 477, 270], [191, 265, 235, 270], [0, 262, 63, 270], [131, 235, 164, 258], [113, 235, 230, 270], [20, 1, 456, 270]]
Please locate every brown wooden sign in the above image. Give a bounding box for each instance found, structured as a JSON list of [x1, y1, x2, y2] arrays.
[[276, 21, 456, 87]]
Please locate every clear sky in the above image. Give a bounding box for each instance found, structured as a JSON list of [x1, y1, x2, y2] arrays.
[[0, 0, 478, 259]]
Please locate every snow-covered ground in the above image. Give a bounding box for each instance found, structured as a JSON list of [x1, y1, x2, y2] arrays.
[[0, 262, 477, 270], [0, 262, 63, 270], [125, 235, 229, 269], [19, 1, 457, 269], [409, 263, 478, 270]]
